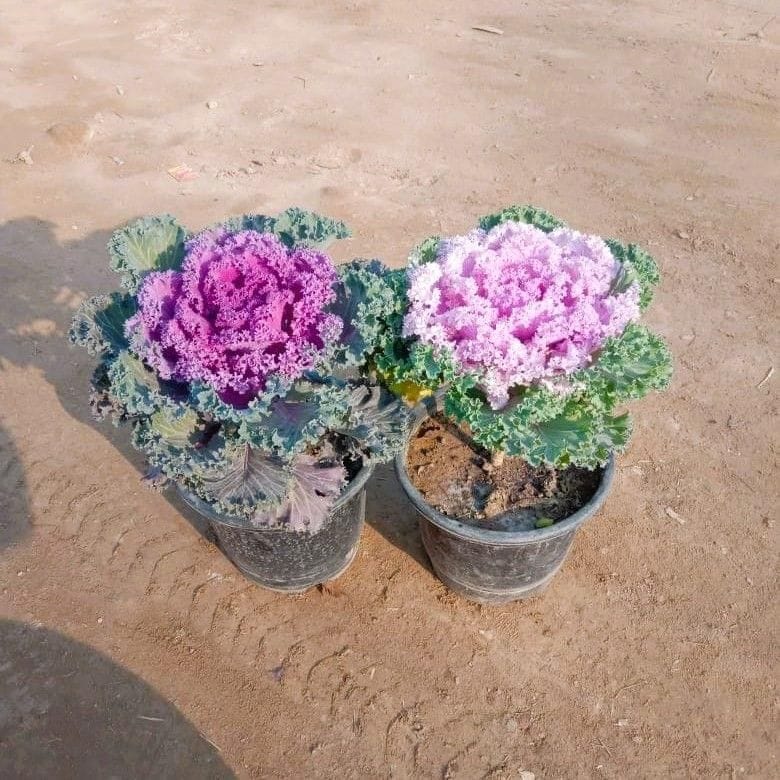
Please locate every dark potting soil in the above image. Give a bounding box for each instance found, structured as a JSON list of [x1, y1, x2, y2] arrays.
[[406, 415, 602, 532]]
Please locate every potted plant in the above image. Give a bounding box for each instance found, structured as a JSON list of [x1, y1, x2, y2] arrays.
[[70, 208, 409, 592], [379, 205, 672, 603]]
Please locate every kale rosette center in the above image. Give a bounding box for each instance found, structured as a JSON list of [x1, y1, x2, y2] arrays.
[[402, 221, 641, 409], [126, 229, 343, 406]]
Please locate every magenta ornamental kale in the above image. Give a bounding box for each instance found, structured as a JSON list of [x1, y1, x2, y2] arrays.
[[403, 220, 641, 409], [70, 209, 409, 532], [126, 229, 343, 407]]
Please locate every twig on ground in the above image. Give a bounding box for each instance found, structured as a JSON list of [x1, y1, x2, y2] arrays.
[[613, 680, 645, 699], [595, 738, 612, 757], [473, 25, 504, 35], [756, 366, 773, 388], [665, 507, 686, 525]]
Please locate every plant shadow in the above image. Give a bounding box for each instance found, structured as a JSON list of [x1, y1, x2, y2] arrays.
[[364, 462, 433, 572], [0, 618, 235, 778], [0, 217, 219, 545], [0, 423, 30, 550]]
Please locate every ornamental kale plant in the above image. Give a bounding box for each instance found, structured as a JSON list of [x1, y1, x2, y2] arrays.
[[70, 208, 408, 532], [377, 205, 672, 468]]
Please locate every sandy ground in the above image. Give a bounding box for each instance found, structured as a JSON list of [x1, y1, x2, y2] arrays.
[[1, 1, 778, 777]]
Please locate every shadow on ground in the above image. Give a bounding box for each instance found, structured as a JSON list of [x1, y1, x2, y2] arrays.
[[0, 619, 235, 778], [0, 424, 30, 550], [365, 462, 433, 571]]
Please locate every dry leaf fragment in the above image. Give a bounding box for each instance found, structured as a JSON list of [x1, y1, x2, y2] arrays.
[[167, 164, 199, 182]]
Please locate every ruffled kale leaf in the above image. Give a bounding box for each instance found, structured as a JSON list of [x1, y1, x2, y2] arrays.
[[207, 208, 349, 249], [209, 213, 277, 234], [583, 324, 673, 407], [408, 235, 441, 265], [188, 374, 294, 423], [334, 384, 410, 459], [131, 407, 222, 483], [68, 293, 136, 357], [88, 363, 127, 423], [444, 366, 644, 468], [330, 259, 398, 367], [198, 444, 293, 516], [605, 239, 660, 310], [477, 204, 567, 233], [272, 207, 350, 249], [148, 406, 203, 447], [108, 215, 186, 293], [272, 455, 347, 533], [106, 352, 173, 417], [240, 380, 350, 455]]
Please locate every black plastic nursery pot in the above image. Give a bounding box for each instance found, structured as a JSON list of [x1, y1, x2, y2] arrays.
[[395, 400, 616, 604], [178, 464, 374, 593]]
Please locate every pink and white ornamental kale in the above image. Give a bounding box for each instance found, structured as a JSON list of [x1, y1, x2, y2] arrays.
[[403, 221, 641, 409], [125, 229, 343, 407]]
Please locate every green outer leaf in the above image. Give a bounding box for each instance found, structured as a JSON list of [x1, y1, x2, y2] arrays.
[[209, 213, 277, 234], [108, 214, 186, 293], [88, 363, 126, 423], [334, 384, 410, 461], [69, 293, 136, 357], [149, 407, 202, 447], [384, 342, 457, 389], [605, 239, 660, 310], [207, 208, 349, 250], [272, 207, 350, 248], [582, 323, 673, 406], [408, 235, 441, 265], [330, 259, 398, 367], [106, 351, 172, 417], [477, 204, 567, 233], [132, 416, 226, 481], [240, 380, 350, 455], [188, 374, 294, 423], [442, 340, 665, 467]]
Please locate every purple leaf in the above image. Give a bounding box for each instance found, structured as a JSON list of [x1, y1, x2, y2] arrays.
[[275, 454, 346, 533]]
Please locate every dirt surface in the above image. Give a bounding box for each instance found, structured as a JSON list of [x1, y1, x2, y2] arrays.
[[0, 1, 777, 778], [407, 415, 601, 530]]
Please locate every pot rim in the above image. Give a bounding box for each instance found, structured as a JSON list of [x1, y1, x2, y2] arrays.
[[395, 396, 615, 547], [177, 459, 375, 530]]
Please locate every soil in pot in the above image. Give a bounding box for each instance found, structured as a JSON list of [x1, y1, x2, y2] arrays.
[[406, 415, 602, 532]]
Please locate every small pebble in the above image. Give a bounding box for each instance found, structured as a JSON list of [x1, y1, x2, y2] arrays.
[[15, 147, 34, 165], [675, 229, 691, 240]]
